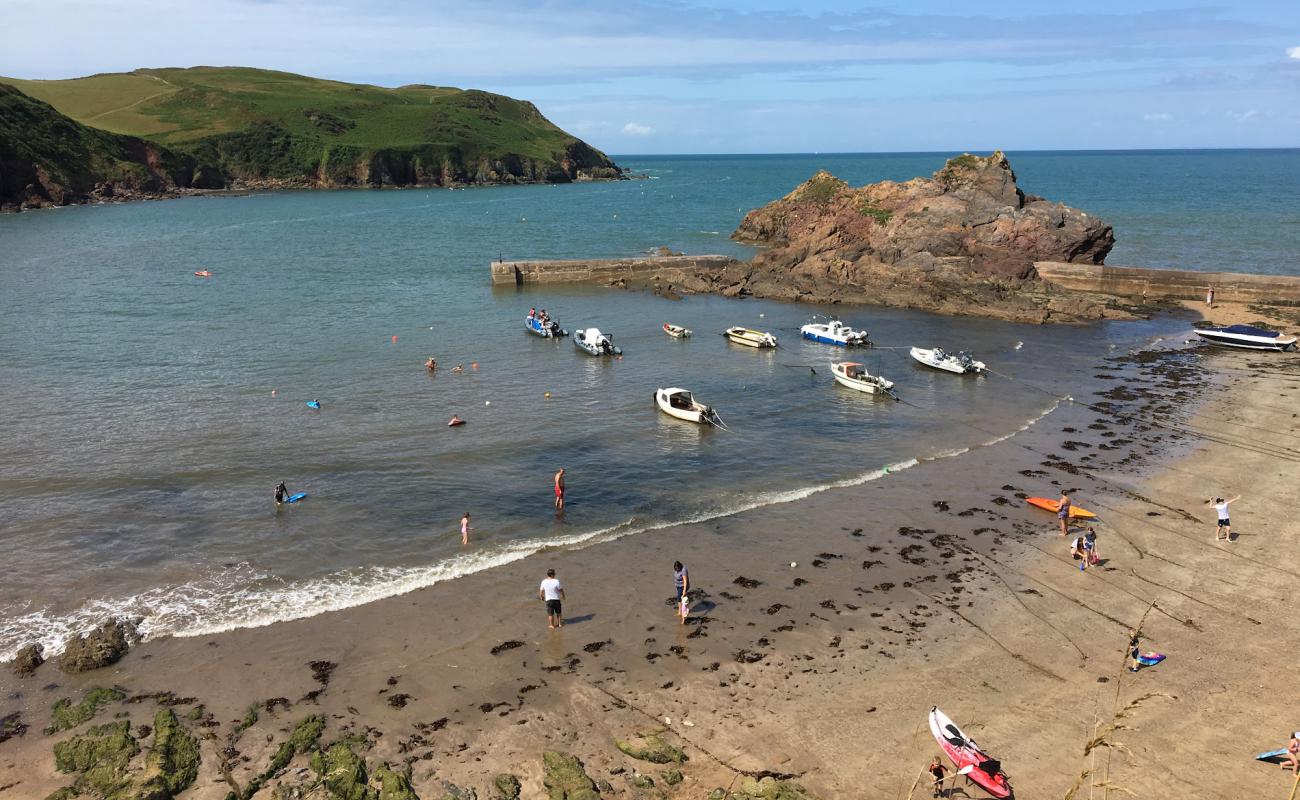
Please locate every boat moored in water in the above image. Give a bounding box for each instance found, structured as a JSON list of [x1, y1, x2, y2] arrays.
[[663, 323, 692, 338], [655, 387, 722, 425], [724, 327, 778, 348], [1193, 324, 1297, 351], [910, 346, 985, 374], [831, 362, 897, 398], [801, 318, 868, 346], [574, 328, 622, 356], [525, 315, 567, 338]]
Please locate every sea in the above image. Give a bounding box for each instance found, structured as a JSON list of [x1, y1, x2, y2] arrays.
[[1, 149, 1296, 660]]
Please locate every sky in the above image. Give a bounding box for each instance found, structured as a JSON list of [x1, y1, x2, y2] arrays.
[[3, 0, 1299, 153]]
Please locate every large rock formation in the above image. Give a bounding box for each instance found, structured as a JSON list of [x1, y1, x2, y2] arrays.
[[668, 152, 1117, 323], [58, 618, 141, 673]]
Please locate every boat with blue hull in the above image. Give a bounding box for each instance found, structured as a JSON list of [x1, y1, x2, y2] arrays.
[[1194, 324, 1296, 351], [525, 315, 567, 338], [800, 318, 869, 347]]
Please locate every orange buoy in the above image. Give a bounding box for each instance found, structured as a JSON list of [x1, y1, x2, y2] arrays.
[[471, 362, 478, 370]]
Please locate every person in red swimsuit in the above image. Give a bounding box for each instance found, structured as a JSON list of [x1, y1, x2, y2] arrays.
[[554, 467, 565, 512]]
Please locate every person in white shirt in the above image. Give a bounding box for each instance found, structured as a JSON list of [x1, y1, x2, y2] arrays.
[[538, 568, 565, 630], [1211, 495, 1240, 542]]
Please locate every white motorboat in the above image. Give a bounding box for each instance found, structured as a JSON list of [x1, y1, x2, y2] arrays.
[[1193, 324, 1297, 351], [724, 326, 778, 348], [574, 328, 622, 356], [831, 362, 897, 398], [801, 318, 869, 347], [663, 322, 692, 338], [910, 346, 985, 374], [525, 315, 566, 338], [655, 387, 722, 426]]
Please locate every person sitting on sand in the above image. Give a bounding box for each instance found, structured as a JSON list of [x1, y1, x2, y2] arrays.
[[1282, 731, 1300, 774], [425, 357, 437, 372], [1057, 489, 1073, 536], [928, 756, 948, 798], [1211, 495, 1240, 542]]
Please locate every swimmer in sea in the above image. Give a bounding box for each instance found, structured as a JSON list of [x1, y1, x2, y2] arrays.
[[425, 357, 437, 372], [452, 363, 464, 372]]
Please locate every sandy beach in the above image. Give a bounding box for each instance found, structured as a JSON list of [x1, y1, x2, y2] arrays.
[[3, 303, 1299, 800]]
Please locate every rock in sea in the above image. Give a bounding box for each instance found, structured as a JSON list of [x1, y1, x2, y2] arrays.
[[58, 618, 141, 673]]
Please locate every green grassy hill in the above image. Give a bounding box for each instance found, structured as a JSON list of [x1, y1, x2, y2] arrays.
[[0, 83, 209, 210], [2, 66, 620, 200]]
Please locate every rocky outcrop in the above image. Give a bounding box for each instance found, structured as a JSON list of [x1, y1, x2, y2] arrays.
[[682, 152, 1118, 323], [541, 751, 600, 800], [12, 642, 44, 676], [58, 618, 140, 673]]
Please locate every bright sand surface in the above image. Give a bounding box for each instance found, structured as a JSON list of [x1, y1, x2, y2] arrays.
[[2, 305, 1298, 799]]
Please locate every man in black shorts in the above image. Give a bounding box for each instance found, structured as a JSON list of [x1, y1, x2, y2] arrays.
[[538, 568, 565, 630]]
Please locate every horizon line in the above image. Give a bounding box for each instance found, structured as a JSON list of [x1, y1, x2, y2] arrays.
[[609, 146, 1300, 158]]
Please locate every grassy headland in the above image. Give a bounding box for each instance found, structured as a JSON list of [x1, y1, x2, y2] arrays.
[[1, 66, 621, 210]]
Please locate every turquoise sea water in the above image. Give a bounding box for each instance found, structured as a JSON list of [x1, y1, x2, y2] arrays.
[[0, 149, 1290, 658]]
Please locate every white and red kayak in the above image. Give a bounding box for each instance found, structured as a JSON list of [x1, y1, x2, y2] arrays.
[[929, 706, 1013, 798]]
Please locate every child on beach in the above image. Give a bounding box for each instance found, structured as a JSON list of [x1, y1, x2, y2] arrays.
[[460, 512, 470, 546], [1070, 529, 1099, 570], [674, 561, 690, 624], [928, 756, 948, 798], [1283, 731, 1300, 774], [1210, 495, 1240, 541]]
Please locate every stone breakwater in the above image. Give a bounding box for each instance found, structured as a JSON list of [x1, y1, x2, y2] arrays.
[[489, 255, 742, 285], [1035, 262, 1300, 304]]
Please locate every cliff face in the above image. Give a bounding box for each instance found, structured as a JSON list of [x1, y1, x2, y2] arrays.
[[712, 152, 1117, 322], [1, 67, 622, 209], [0, 84, 205, 211]]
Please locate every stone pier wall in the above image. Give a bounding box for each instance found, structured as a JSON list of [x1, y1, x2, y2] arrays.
[[489, 255, 739, 285], [1035, 262, 1300, 303]]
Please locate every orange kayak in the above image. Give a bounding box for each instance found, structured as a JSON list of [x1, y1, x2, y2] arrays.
[[1026, 497, 1097, 519]]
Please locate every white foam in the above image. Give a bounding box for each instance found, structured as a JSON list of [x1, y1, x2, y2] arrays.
[[0, 400, 1059, 662]]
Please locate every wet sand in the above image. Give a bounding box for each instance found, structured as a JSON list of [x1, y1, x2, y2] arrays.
[[3, 317, 1299, 800]]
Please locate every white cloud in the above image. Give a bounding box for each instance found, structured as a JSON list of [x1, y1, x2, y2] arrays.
[[1287, 46, 1300, 59], [621, 122, 653, 136], [1226, 109, 1259, 122], [1142, 112, 1172, 121]]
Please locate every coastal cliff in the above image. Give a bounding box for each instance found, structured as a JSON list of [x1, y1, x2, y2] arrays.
[[1, 67, 621, 211]]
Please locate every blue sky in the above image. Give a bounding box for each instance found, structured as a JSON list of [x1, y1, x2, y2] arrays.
[[3, 0, 1298, 152]]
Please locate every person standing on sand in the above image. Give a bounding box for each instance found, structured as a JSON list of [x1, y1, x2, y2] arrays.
[[673, 561, 690, 624], [1057, 489, 1072, 536], [928, 756, 948, 798], [554, 467, 565, 512], [539, 568, 564, 629], [460, 512, 471, 546], [1211, 495, 1240, 541]]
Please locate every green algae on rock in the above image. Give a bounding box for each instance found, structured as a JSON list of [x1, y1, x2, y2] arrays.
[[711, 777, 820, 800], [492, 774, 521, 800], [46, 687, 127, 735], [614, 729, 686, 764], [374, 764, 420, 800], [238, 714, 326, 800], [311, 741, 376, 800], [137, 709, 200, 797], [51, 720, 140, 799], [541, 751, 600, 800]]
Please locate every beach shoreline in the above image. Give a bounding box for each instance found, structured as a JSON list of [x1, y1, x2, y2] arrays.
[[2, 303, 1298, 799]]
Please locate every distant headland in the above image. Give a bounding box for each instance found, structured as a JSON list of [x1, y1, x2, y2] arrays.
[[0, 67, 623, 212]]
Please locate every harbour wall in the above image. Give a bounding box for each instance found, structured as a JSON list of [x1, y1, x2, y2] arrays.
[[489, 255, 740, 285], [1035, 262, 1300, 303]]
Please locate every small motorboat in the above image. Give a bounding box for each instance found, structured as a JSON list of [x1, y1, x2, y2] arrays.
[[574, 328, 622, 356], [655, 387, 722, 426], [1193, 324, 1297, 351], [831, 362, 897, 398], [801, 318, 868, 347], [525, 315, 567, 338], [663, 323, 692, 338], [724, 327, 778, 348], [911, 346, 985, 374], [928, 707, 1012, 799]]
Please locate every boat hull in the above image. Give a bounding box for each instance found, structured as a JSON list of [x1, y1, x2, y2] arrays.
[[655, 389, 712, 425], [724, 328, 777, 348], [910, 347, 983, 374], [1194, 330, 1296, 351]]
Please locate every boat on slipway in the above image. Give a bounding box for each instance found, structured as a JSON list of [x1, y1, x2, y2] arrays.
[[911, 346, 985, 374], [655, 387, 723, 426], [1193, 324, 1297, 351], [663, 323, 692, 338], [574, 328, 622, 356], [525, 315, 567, 338], [831, 362, 897, 398], [801, 318, 869, 347], [724, 327, 778, 348]]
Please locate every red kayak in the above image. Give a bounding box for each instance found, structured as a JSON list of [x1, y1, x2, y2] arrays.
[[929, 706, 1013, 798]]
